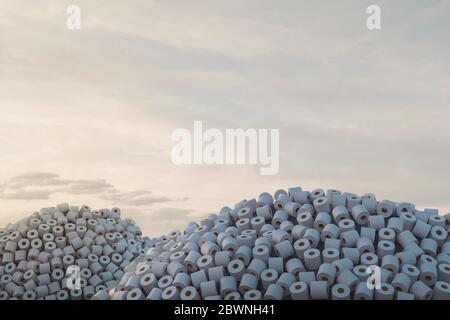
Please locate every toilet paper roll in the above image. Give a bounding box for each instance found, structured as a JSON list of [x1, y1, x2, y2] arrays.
[[219, 276, 237, 296], [243, 289, 262, 300], [433, 281, 450, 300], [304, 249, 321, 271], [309, 281, 328, 300], [126, 288, 144, 300], [140, 273, 157, 294], [354, 281, 373, 300], [264, 283, 284, 300], [261, 269, 279, 290], [146, 287, 163, 300], [336, 269, 359, 291], [374, 283, 394, 300], [289, 281, 309, 300], [331, 284, 350, 300], [322, 248, 340, 264], [224, 292, 241, 300], [180, 286, 201, 300], [410, 280, 433, 300], [161, 286, 180, 300]]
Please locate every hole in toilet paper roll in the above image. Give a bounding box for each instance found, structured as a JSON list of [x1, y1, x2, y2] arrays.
[[295, 284, 302, 290], [162, 278, 169, 284], [436, 229, 443, 236], [318, 224, 324, 229], [424, 275, 432, 281], [383, 243, 390, 248], [266, 272, 273, 277], [308, 251, 315, 256], [325, 235, 331, 239], [318, 199, 324, 203], [360, 215, 367, 221], [387, 267, 393, 272], [366, 255, 373, 261], [232, 263, 239, 269], [358, 267, 365, 273], [381, 208, 388, 213], [327, 250, 334, 255], [408, 267, 414, 273], [441, 283, 448, 289], [301, 214, 307, 219], [185, 290, 192, 296], [382, 286, 388, 292], [337, 287, 344, 294], [249, 292, 256, 298], [401, 208, 408, 212], [395, 286, 402, 292], [258, 248, 264, 252], [363, 249, 369, 253]]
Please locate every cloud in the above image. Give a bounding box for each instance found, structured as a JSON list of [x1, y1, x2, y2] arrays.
[[0, 172, 187, 206], [62, 179, 115, 195], [0, 189, 52, 200], [101, 190, 189, 206], [7, 172, 69, 188], [6, 173, 115, 196]]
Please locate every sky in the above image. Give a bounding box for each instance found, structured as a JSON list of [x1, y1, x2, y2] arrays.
[[0, 0, 449, 236]]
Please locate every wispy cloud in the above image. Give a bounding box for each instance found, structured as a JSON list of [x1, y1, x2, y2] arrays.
[[0, 172, 187, 206], [100, 189, 188, 206]]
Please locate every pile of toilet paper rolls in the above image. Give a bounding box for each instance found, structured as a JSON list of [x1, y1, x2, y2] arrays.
[[0, 204, 152, 300], [98, 187, 450, 300]]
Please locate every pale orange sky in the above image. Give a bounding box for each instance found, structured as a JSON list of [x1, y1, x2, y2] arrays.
[[1, 0, 450, 236]]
